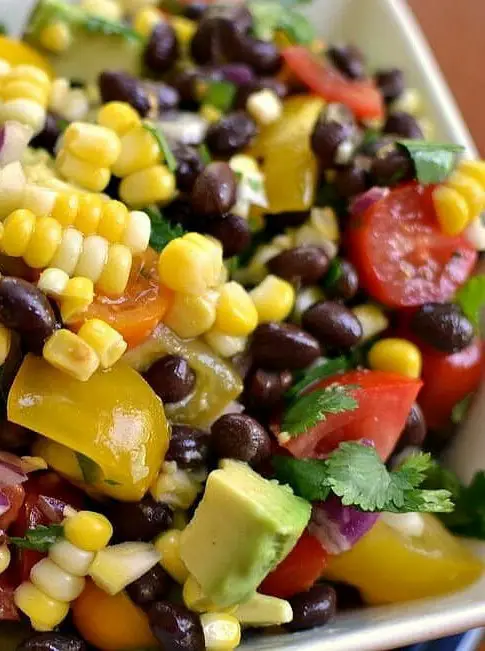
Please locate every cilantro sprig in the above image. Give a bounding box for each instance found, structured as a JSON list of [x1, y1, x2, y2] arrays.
[[273, 443, 454, 513], [146, 207, 185, 253], [248, 0, 315, 45], [10, 524, 64, 552], [143, 123, 177, 173], [456, 274, 485, 333], [286, 356, 350, 400], [397, 140, 464, 185]]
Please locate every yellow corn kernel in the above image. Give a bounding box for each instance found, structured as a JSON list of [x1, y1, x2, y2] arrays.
[[51, 192, 79, 227], [246, 89, 282, 127], [9, 66, 50, 92], [120, 165, 176, 208], [171, 16, 197, 48], [38, 267, 69, 298], [133, 7, 163, 37], [23, 185, 57, 218], [49, 540, 95, 577], [30, 558, 85, 603], [97, 101, 141, 136], [0, 98, 46, 133], [24, 216, 63, 269], [122, 210, 151, 255], [61, 276, 95, 322], [458, 160, 485, 188], [215, 282, 258, 337], [74, 235, 109, 284], [1, 80, 48, 106], [0, 544, 11, 574], [352, 304, 389, 341], [154, 530, 189, 585], [250, 275, 295, 323], [50, 227, 84, 276], [0, 325, 11, 366], [159, 234, 223, 295], [448, 171, 485, 216], [1, 208, 36, 257], [368, 337, 422, 379], [38, 21, 72, 54], [98, 200, 128, 243], [112, 125, 160, 178], [310, 206, 340, 241], [74, 194, 103, 235], [201, 613, 241, 651], [43, 329, 100, 382], [78, 319, 127, 368], [204, 328, 246, 358], [14, 581, 69, 632], [183, 575, 221, 614], [64, 511, 113, 552], [163, 290, 218, 338], [96, 243, 132, 296], [56, 150, 110, 193], [151, 462, 204, 510], [433, 185, 470, 236], [200, 104, 222, 124], [81, 0, 122, 20], [64, 122, 121, 168]]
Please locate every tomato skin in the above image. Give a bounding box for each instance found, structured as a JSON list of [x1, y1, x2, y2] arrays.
[[259, 531, 328, 599], [282, 47, 384, 120], [280, 370, 422, 461], [0, 568, 20, 621], [347, 183, 478, 307], [0, 485, 25, 531]]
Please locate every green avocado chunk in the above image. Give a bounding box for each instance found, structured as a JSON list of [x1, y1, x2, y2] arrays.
[[179, 459, 311, 608]]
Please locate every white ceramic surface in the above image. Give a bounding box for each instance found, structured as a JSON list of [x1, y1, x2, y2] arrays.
[[1, 0, 485, 649]]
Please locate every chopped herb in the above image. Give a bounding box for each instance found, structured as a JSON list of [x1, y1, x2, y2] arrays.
[[104, 479, 122, 486], [315, 182, 347, 217], [451, 393, 474, 425], [146, 206, 185, 252], [456, 274, 485, 332], [397, 140, 465, 185], [361, 128, 382, 149], [281, 385, 358, 437], [143, 123, 177, 172], [56, 118, 69, 132], [323, 257, 343, 289], [198, 143, 212, 165], [83, 15, 141, 41], [226, 256, 240, 277], [273, 443, 454, 513], [76, 452, 101, 484], [249, 0, 315, 45], [10, 524, 64, 552], [247, 177, 263, 193], [286, 356, 350, 400], [204, 80, 236, 113]]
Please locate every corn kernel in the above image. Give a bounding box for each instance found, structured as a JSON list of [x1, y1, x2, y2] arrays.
[[234, 593, 293, 627], [154, 530, 189, 584], [23, 185, 56, 218], [61, 276, 95, 321], [171, 16, 197, 48], [310, 206, 340, 241], [247, 89, 282, 126], [74, 194, 103, 235], [11, 66, 50, 92], [133, 7, 163, 37], [14, 581, 69, 632], [1, 208, 36, 257], [112, 125, 161, 177], [204, 328, 246, 358], [433, 185, 470, 236], [120, 165, 176, 208], [49, 539, 95, 577], [38, 267, 69, 298], [98, 200, 128, 243], [352, 304, 389, 341], [459, 160, 485, 188], [368, 337, 422, 379], [0, 325, 11, 366], [78, 319, 127, 368], [52, 192, 79, 227], [122, 210, 151, 254], [24, 216, 63, 269], [97, 101, 141, 136], [64, 511, 113, 552], [164, 290, 218, 338], [64, 122, 121, 168], [183, 575, 220, 614], [448, 170, 485, 216], [0, 544, 11, 574], [96, 243, 132, 296], [38, 21, 72, 53], [30, 558, 85, 603], [201, 613, 241, 651], [215, 282, 258, 337], [56, 150, 110, 193], [0, 59, 11, 77], [74, 235, 109, 283], [200, 104, 222, 124], [159, 234, 223, 295], [250, 275, 295, 323], [1, 80, 48, 106], [43, 329, 100, 382], [50, 227, 84, 275], [62, 89, 90, 123], [0, 98, 46, 134]]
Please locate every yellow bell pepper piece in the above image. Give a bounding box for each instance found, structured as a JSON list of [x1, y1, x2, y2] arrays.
[[8, 355, 168, 501], [325, 514, 483, 605], [249, 96, 324, 214], [0, 37, 54, 76]]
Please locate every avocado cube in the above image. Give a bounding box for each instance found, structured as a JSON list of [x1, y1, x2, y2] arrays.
[[180, 459, 311, 608]]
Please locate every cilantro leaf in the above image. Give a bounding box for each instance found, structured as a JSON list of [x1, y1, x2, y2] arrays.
[[286, 356, 350, 400], [83, 15, 141, 41], [10, 524, 63, 552], [281, 385, 358, 437], [143, 123, 177, 172], [323, 258, 343, 290], [273, 443, 454, 513], [146, 206, 185, 252], [249, 1, 315, 45], [456, 274, 485, 332], [203, 81, 236, 113], [198, 144, 211, 165], [451, 393, 474, 424], [76, 452, 101, 484], [397, 140, 464, 185]]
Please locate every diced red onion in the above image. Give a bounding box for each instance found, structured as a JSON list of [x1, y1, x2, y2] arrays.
[[220, 64, 255, 87], [0, 121, 34, 166], [0, 491, 10, 518], [156, 112, 208, 146], [350, 187, 389, 216], [38, 495, 77, 523], [309, 497, 379, 555], [0, 452, 28, 486]]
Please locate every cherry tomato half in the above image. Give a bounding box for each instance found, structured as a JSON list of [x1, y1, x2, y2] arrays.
[[347, 183, 478, 307]]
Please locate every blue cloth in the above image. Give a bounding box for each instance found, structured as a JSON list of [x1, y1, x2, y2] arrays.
[[401, 629, 483, 651]]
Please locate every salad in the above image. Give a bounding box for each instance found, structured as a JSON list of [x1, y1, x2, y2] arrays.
[[0, 0, 483, 649]]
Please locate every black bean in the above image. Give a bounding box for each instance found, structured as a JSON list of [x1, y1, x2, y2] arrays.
[[144, 22, 179, 74], [330, 581, 364, 610], [327, 45, 365, 80], [334, 164, 369, 198], [268, 246, 330, 285], [173, 144, 205, 193], [0, 277, 59, 354], [235, 77, 287, 110], [206, 111, 257, 157], [375, 68, 405, 103], [149, 601, 205, 651], [17, 633, 86, 651], [30, 112, 62, 155], [141, 80, 180, 113], [383, 111, 423, 139], [286, 583, 337, 632], [191, 161, 237, 216], [370, 148, 414, 187], [144, 355, 196, 404], [0, 420, 33, 451], [358, 134, 395, 158], [265, 211, 309, 234], [166, 425, 211, 469], [127, 564, 171, 608], [302, 300, 362, 351], [325, 260, 359, 302], [250, 323, 321, 370], [98, 70, 150, 117], [108, 496, 173, 542], [103, 174, 121, 201], [236, 36, 282, 75], [410, 303, 474, 353], [397, 403, 427, 451], [311, 115, 354, 169], [211, 413, 271, 465], [183, 2, 207, 20], [245, 369, 293, 410], [205, 213, 251, 258], [191, 7, 252, 65], [169, 68, 200, 107], [164, 198, 202, 232]]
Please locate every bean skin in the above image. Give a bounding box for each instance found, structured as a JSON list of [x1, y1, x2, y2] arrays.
[[384, 111, 423, 139], [211, 413, 271, 465], [245, 368, 293, 411], [302, 300, 362, 351], [250, 323, 321, 370], [396, 402, 427, 451], [324, 260, 359, 302], [144, 355, 196, 404], [127, 564, 171, 608], [327, 45, 365, 80], [235, 36, 282, 75], [98, 70, 150, 117], [206, 112, 257, 157], [144, 22, 179, 74], [286, 583, 337, 632], [410, 303, 474, 353], [205, 213, 251, 258], [311, 119, 354, 169], [334, 164, 369, 198], [268, 246, 330, 285], [149, 601, 205, 651], [17, 633, 86, 651], [30, 112, 62, 155], [108, 496, 173, 542], [173, 144, 205, 193], [191, 162, 237, 216], [166, 425, 211, 469], [375, 68, 405, 103], [370, 148, 414, 187]]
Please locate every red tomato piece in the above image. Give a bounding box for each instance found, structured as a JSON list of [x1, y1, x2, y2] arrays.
[[259, 531, 327, 599], [282, 46, 384, 120], [347, 183, 478, 307], [280, 370, 422, 461], [0, 485, 25, 531], [0, 568, 20, 621]]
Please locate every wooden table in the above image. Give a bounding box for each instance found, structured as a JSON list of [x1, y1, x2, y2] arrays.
[[408, 0, 485, 154]]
